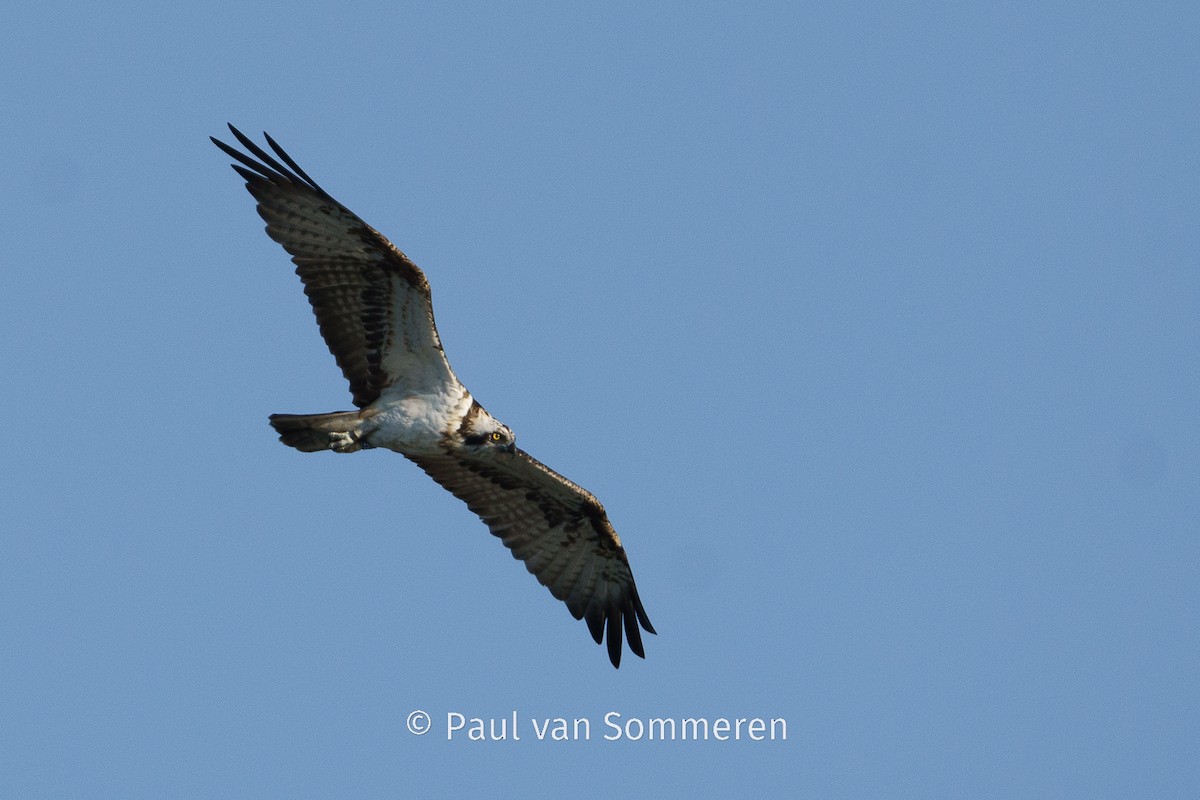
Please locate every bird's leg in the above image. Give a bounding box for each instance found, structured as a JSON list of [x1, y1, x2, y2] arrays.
[[329, 430, 371, 453]]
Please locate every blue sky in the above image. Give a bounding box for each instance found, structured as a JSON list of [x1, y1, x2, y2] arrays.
[[2, 2, 1196, 797]]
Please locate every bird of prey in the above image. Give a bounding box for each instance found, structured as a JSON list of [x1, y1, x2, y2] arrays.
[[212, 125, 654, 667]]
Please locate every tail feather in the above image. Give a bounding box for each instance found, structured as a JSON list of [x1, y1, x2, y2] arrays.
[[269, 411, 365, 453]]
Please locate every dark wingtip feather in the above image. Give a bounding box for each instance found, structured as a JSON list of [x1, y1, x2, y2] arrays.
[[212, 126, 332, 200], [624, 605, 645, 659], [606, 610, 623, 668], [633, 591, 656, 636], [212, 135, 281, 182], [586, 612, 604, 645], [227, 124, 261, 155], [229, 164, 260, 184], [263, 130, 325, 192], [582, 589, 654, 666]]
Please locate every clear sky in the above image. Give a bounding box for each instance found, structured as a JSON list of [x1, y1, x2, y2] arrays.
[[2, 2, 1196, 797]]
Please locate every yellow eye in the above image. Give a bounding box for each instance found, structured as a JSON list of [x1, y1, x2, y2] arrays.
[[489, 431, 503, 442]]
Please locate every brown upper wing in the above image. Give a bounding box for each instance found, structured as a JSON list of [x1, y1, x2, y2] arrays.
[[408, 448, 655, 667], [212, 125, 457, 407]]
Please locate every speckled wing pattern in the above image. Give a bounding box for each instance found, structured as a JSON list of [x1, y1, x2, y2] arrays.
[[211, 125, 455, 407], [407, 448, 654, 667]]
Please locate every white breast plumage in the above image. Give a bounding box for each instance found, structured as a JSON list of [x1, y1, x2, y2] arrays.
[[364, 387, 473, 454]]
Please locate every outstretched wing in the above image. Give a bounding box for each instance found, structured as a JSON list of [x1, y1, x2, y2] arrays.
[[212, 125, 457, 407], [408, 448, 655, 668]]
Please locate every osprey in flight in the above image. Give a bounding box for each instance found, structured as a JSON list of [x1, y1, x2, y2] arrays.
[[212, 125, 654, 667]]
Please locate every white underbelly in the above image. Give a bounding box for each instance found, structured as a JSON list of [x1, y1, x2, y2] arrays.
[[362, 388, 470, 454]]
